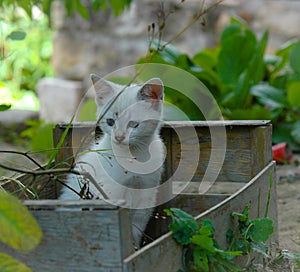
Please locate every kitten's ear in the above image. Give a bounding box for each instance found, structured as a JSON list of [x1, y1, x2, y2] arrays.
[[138, 78, 164, 102], [91, 74, 115, 106]]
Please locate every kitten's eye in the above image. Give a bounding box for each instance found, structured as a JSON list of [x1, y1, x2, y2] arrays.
[[106, 118, 115, 126], [128, 121, 139, 128]]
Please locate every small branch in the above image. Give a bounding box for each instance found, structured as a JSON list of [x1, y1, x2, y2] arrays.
[[0, 150, 45, 170], [0, 162, 80, 176], [79, 166, 109, 200], [159, 0, 224, 51]]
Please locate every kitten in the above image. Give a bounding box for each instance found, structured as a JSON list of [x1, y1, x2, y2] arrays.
[[59, 74, 165, 247]]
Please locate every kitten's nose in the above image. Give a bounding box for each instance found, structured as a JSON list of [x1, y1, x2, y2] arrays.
[[115, 132, 125, 143]]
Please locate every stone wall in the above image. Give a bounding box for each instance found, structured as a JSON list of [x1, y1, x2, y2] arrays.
[[51, 0, 300, 81]]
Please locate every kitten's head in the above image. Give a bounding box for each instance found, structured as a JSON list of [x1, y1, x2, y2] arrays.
[[91, 74, 164, 146]]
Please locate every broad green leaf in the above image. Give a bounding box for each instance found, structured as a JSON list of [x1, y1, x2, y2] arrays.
[[191, 234, 215, 253], [200, 219, 215, 236], [0, 253, 32, 272], [273, 123, 300, 151], [248, 30, 268, 84], [62, 0, 76, 16], [290, 40, 300, 75], [6, 31, 27, 41], [226, 106, 272, 120], [250, 218, 274, 242], [164, 208, 198, 245], [17, 1, 32, 17], [30, 123, 54, 152], [109, 0, 131, 16], [193, 247, 209, 272], [75, 0, 89, 19], [42, 0, 52, 19], [91, 0, 107, 12], [0, 191, 42, 251], [150, 39, 181, 64], [0, 104, 11, 111], [250, 84, 288, 109], [287, 81, 300, 108], [192, 47, 219, 70], [291, 120, 300, 144], [276, 39, 298, 57], [233, 71, 250, 108], [217, 24, 257, 84]]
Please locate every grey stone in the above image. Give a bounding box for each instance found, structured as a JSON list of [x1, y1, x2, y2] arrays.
[[37, 78, 84, 123]]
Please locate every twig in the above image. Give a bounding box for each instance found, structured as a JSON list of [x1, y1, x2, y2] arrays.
[[79, 166, 109, 200], [96, 1, 224, 127], [0, 162, 80, 176], [159, 0, 224, 51], [0, 150, 45, 170]]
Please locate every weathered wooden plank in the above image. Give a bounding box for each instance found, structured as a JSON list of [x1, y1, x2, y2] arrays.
[[124, 161, 278, 271], [0, 203, 134, 272], [1, 173, 57, 200], [53, 121, 272, 185]]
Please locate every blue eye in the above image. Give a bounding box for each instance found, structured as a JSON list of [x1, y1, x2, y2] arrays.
[[106, 118, 115, 126], [128, 121, 139, 128]]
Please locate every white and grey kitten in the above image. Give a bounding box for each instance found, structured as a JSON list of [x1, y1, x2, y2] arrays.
[[59, 74, 165, 247]]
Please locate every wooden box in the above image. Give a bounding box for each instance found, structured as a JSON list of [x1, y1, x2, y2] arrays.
[[0, 121, 277, 271]]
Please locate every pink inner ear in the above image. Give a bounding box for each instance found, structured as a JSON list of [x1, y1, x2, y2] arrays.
[[150, 85, 161, 99]]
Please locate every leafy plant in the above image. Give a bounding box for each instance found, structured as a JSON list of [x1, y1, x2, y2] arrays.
[[20, 120, 54, 154], [0, 191, 42, 272], [138, 18, 300, 150], [0, 0, 133, 19], [226, 204, 274, 264], [0, 4, 53, 110], [164, 208, 243, 272]]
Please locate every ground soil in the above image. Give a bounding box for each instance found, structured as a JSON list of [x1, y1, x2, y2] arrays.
[[276, 156, 300, 255]]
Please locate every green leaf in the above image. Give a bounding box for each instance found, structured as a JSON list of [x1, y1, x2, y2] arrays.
[[6, 31, 27, 41], [0, 104, 11, 111], [248, 30, 268, 84], [273, 123, 300, 151], [0, 253, 32, 272], [30, 123, 54, 152], [217, 24, 257, 84], [17, 0, 32, 17], [291, 120, 300, 145], [109, 0, 131, 16], [287, 81, 300, 108], [164, 208, 198, 245], [226, 106, 272, 120], [0, 191, 42, 251], [231, 203, 251, 222], [233, 71, 250, 108], [193, 247, 209, 272], [250, 83, 288, 109], [46, 115, 74, 169], [191, 234, 215, 253], [75, 0, 89, 19], [192, 47, 219, 70], [250, 218, 274, 242], [150, 39, 182, 64], [290, 40, 300, 75], [91, 0, 106, 11]]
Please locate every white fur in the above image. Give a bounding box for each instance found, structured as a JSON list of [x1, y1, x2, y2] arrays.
[[59, 75, 165, 247]]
